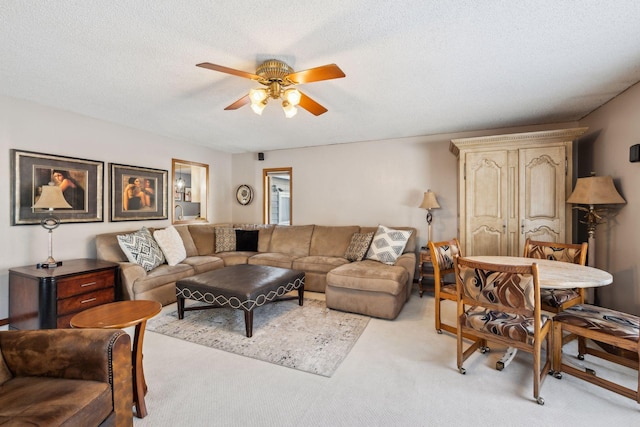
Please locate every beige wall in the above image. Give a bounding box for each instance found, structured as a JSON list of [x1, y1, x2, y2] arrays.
[[579, 82, 640, 315], [0, 96, 233, 320]]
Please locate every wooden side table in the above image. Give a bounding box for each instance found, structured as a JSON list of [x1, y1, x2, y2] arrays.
[[418, 247, 435, 297], [9, 259, 119, 329], [71, 300, 162, 419]]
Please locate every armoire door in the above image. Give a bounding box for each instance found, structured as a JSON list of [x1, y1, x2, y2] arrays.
[[519, 145, 566, 245]]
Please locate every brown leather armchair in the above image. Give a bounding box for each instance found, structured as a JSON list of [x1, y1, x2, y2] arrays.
[[0, 328, 133, 426]]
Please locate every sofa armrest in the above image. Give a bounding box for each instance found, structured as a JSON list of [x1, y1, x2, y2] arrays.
[[119, 262, 147, 300], [395, 252, 416, 284]]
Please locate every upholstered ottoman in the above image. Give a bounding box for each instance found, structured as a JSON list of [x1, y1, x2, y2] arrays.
[[325, 260, 409, 320], [176, 264, 305, 337]]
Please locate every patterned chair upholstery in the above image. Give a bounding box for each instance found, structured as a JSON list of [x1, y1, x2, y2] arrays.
[[552, 304, 640, 403], [428, 238, 461, 336], [454, 256, 552, 405], [523, 239, 588, 312]]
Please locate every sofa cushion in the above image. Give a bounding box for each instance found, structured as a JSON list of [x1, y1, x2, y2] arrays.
[[0, 376, 112, 427], [117, 227, 165, 271], [344, 232, 374, 262], [248, 252, 298, 269], [0, 351, 12, 385], [132, 263, 194, 295], [235, 229, 259, 251], [293, 256, 350, 274], [188, 224, 215, 255], [175, 225, 199, 257], [326, 260, 408, 296], [309, 225, 360, 257], [269, 225, 314, 257], [216, 251, 256, 266], [153, 226, 187, 266], [179, 255, 224, 274], [215, 227, 236, 253], [366, 225, 412, 265]]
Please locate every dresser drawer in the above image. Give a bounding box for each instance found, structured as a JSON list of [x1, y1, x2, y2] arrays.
[[57, 287, 115, 316], [57, 270, 115, 299]]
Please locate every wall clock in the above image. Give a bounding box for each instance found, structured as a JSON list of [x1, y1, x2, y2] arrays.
[[236, 185, 253, 205]]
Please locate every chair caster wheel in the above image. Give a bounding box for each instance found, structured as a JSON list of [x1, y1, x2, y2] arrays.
[[537, 397, 545, 405], [459, 367, 466, 374], [553, 371, 563, 379], [496, 361, 504, 371], [577, 354, 584, 360], [437, 329, 443, 334]]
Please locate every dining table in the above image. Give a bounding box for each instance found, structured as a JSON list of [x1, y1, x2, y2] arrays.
[[462, 256, 613, 369]]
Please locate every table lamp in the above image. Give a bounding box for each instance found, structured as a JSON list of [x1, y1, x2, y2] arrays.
[[566, 174, 625, 268], [419, 190, 440, 243], [32, 182, 72, 268]]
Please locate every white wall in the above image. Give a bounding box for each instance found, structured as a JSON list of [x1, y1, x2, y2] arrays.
[[580, 82, 640, 315], [0, 96, 233, 321]]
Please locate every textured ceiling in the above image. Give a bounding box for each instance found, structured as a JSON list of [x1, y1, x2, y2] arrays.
[[2, 1, 640, 153]]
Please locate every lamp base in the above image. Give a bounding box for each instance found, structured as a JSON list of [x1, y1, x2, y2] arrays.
[[37, 261, 63, 269]]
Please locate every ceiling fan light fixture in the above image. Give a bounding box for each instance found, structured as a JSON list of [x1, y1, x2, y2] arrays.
[[249, 88, 268, 103], [284, 88, 301, 106], [251, 100, 267, 115], [282, 100, 298, 118]]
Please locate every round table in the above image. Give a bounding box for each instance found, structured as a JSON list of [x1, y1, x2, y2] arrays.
[[70, 300, 162, 418], [464, 256, 613, 289]]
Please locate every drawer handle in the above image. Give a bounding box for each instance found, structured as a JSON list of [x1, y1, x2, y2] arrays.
[[81, 281, 97, 287], [81, 297, 97, 304]]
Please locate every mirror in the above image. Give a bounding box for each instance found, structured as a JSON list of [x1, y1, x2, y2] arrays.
[[172, 158, 209, 224]]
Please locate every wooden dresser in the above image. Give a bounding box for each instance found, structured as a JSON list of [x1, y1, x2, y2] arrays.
[[9, 259, 119, 329]]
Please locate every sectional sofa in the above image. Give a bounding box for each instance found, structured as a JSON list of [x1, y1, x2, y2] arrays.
[[96, 223, 417, 319]]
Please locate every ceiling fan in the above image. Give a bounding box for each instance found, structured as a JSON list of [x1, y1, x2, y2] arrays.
[[196, 59, 345, 117]]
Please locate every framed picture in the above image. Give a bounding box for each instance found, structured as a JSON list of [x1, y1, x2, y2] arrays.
[[10, 149, 104, 225], [184, 187, 192, 202], [174, 186, 183, 201], [109, 163, 168, 221]]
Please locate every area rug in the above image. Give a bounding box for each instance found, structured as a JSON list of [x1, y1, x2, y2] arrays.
[[146, 298, 369, 377]]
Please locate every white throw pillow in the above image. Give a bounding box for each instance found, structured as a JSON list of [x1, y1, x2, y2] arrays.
[[153, 226, 187, 266], [117, 227, 165, 271], [366, 225, 412, 265]]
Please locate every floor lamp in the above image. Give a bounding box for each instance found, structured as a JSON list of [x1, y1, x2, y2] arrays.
[[419, 190, 440, 244], [566, 175, 625, 303], [32, 182, 72, 268]]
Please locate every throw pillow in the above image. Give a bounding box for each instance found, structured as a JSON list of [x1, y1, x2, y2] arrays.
[[215, 227, 236, 253], [153, 226, 187, 266], [235, 229, 259, 252], [366, 225, 412, 265], [117, 227, 165, 271], [344, 232, 374, 262]]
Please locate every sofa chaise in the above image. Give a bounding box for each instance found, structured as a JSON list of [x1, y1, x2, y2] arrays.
[[96, 223, 416, 319]]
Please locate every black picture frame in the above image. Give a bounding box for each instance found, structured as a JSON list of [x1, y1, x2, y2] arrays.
[[10, 149, 104, 225], [109, 163, 168, 221]]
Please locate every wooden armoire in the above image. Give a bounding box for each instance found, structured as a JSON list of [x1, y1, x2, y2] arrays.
[[450, 128, 588, 256]]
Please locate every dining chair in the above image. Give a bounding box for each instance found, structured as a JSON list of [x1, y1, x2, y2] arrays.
[[523, 239, 588, 313], [454, 256, 552, 405], [428, 238, 461, 336]]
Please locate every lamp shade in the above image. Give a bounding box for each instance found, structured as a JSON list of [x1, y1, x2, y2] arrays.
[[32, 184, 72, 209], [566, 176, 626, 205], [419, 190, 441, 210]]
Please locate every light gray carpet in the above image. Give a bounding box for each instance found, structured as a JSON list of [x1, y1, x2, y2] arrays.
[[146, 298, 369, 377]]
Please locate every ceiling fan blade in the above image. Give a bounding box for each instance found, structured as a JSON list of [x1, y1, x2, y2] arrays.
[[196, 63, 261, 80], [286, 64, 345, 84], [224, 95, 250, 110], [298, 92, 328, 116]]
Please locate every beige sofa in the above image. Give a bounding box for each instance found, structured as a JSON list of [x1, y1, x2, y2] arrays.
[[96, 224, 416, 319]]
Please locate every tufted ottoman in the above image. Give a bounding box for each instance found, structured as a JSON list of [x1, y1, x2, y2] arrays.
[[325, 260, 409, 320], [175, 264, 305, 337]]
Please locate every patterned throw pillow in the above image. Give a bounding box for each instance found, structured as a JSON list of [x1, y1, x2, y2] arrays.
[[366, 225, 413, 265], [117, 227, 165, 271], [215, 227, 236, 253], [153, 226, 187, 266], [344, 232, 374, 262]]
